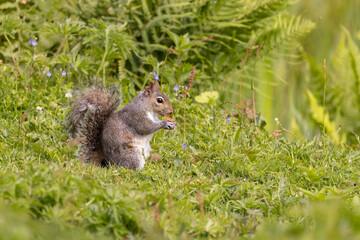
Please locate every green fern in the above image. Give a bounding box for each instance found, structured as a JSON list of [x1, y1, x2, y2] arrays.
[[0, 0, 316, 108], [295, 28, 360, 143], [126, 0, 312, 78], [307, 90, 345, 143]]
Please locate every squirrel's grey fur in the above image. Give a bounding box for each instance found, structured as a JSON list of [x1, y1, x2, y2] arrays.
[[68, 81, 175, 170]]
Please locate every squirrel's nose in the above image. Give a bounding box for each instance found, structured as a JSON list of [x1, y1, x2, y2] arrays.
[[168, 109, 174, 115]]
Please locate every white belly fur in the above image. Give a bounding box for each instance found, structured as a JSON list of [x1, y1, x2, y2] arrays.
[[133, 133, 153, 168]]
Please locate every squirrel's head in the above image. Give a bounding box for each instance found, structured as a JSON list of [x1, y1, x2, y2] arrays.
[[144, 81, 174, 117]]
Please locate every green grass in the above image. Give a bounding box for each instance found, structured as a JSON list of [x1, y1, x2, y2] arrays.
[[1, 82, 360, 239], [2, 0, 360, 238]]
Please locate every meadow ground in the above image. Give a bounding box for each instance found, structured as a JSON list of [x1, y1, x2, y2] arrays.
[[1, 83, 360, 239], [2, 0, 360, 239]]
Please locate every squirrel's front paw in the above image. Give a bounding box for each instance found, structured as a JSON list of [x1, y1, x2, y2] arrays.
[[163, 120, 176, 130]]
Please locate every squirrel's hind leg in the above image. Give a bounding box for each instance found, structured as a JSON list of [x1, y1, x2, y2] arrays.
[[84, 150, 104, 166], [102, 144, 144, 170]]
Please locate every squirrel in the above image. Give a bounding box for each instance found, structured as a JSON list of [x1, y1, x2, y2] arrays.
[[68, 81, 175, 170]]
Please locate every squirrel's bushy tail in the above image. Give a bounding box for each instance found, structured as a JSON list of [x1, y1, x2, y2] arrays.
[[69, 86, 120, 165]]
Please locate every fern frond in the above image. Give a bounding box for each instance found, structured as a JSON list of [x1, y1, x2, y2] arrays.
[[307, 90, 345, 143], [141, 0, 152, 19], [254, 14, 316, 53]]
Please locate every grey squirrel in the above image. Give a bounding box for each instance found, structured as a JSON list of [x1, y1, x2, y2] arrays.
[[68, 81, 175, 170]]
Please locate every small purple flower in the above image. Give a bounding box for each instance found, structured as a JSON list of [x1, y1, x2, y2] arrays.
[[62, 71, 66, 76], [150, 72, 159, 81], [29, 39, 33, 44], [182, 143, 187, 149], [227, 117, 231, 123], [46, 71, 51, 77], [173, 85, 179, 91], [189, 145, 192, 149], [71, 63, 74, 68], [42, 70, 45, 74], [180, 94, 184, 98], [32, 40, 38, 46]]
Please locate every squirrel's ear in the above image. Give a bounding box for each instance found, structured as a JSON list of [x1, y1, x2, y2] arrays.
[[144, 81, 160, 97], [153, 81, 160, 90], [144, 82, 154, 97]]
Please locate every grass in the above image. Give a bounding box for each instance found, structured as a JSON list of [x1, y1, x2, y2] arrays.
[[1, 1, 360, 237], [1, 80, 360, 239]]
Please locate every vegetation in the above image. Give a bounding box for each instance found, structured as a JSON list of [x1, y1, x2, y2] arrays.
[[1, 0, 360, 239]]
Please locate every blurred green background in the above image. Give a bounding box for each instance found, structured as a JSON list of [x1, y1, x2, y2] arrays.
[[257, 0, 360, 142], [295, 0, 360, 59]]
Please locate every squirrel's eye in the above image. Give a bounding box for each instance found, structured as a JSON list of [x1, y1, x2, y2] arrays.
[[156, 97, 164, 104]]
